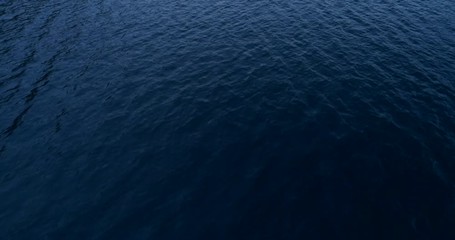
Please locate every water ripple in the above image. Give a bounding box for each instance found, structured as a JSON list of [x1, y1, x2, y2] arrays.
[[1, 0, 455, 239]]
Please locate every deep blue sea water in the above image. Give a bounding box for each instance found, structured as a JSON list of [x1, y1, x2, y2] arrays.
[[1, 0, 455, 239]]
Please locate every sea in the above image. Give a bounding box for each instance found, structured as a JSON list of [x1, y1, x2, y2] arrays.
[[1, 0, 455, 239]]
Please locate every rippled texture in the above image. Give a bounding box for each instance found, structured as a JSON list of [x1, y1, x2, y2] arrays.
[[1, 0, 455, 239]]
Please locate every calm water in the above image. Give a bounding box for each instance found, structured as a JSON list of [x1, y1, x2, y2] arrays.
[[1, 0, 455, 239]]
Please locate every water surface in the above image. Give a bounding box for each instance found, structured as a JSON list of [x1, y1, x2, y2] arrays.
[[1, 0, 455, 239]]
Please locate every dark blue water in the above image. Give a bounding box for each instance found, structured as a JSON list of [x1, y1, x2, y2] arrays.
[[1, 0, 455, 239]]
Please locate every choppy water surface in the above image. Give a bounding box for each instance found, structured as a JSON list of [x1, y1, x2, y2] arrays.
[[1, 0, 455, 239]]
